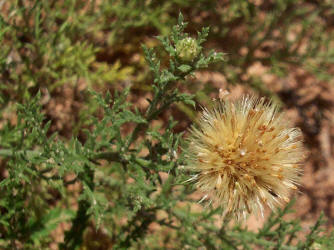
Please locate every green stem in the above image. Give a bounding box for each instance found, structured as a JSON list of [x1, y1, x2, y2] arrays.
[[0, 149, 40, 158], [125, 86, 181, 149], [61, 165, 95, 250], [91, 151, 123, 162], [125, 86, 163, 149], [0, 148, 124, 163], [118, 208, 158, 248]]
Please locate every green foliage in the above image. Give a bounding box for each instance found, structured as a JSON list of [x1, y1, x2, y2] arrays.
[[0, 1, 334, 249], [0, 0, 133, 104]]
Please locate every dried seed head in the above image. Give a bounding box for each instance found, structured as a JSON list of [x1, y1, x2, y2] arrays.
[[185, 96, 305, 220]]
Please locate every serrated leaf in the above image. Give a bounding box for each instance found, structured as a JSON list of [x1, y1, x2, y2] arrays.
[[178, 64, 192, 73], [29, 208, 75, 244]]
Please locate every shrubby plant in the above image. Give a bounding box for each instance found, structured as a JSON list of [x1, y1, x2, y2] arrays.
[[0, 2, 334, 250]]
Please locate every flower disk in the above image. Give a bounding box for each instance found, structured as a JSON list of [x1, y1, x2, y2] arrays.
[[186, 96, 304, 220]]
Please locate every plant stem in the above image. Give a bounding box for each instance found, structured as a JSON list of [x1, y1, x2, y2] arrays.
[[91, 151, 123, 162], [0, 149, 40, 158], [125, 88, 175, 149], [0, 148, 124, 163], [61, 164, 95, 250]]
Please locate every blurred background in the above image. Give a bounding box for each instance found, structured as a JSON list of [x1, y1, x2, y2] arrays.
[[1, 0, 334, 246]]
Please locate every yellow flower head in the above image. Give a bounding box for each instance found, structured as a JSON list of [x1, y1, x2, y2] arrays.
[[186, 96, 304, 220]]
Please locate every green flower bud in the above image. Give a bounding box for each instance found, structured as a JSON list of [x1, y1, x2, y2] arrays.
[[175, 37, 201, 62], [310, 243, 322, 250]]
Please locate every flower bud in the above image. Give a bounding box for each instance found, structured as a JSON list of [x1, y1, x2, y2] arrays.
[[310, 243, 322, 250], [175, 38, 201, 62]]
